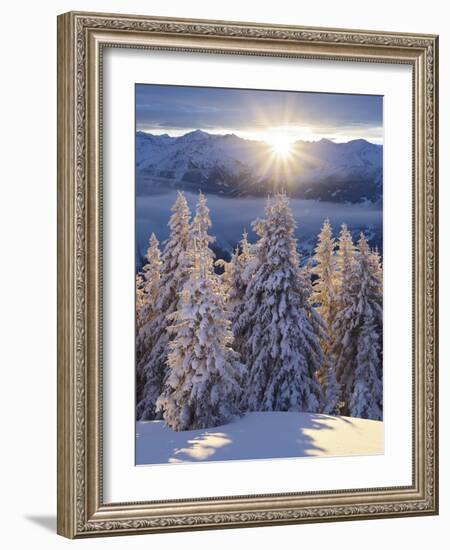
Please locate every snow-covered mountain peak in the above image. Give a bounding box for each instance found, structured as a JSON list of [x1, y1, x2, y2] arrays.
[[181, 129, 211, 140], [136, 131, 382, 204]]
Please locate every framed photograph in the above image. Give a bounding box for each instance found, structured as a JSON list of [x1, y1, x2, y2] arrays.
[[57, 11, 439, 538]]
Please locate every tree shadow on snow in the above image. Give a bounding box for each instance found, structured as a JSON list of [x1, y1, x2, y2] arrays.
[[136, 412, 350, 465]]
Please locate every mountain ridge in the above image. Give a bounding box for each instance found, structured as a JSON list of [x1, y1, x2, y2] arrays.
[[136, 130, 382, 204]]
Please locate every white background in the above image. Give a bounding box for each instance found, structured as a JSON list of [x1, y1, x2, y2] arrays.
[[0, 0, 447, 548], [104, 49, 412, 502]]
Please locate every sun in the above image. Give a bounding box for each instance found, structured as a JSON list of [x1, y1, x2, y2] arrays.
[[267, 134, 293, 157]]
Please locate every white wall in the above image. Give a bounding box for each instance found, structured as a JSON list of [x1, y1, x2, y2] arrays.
[[0, 1, 446, 548]]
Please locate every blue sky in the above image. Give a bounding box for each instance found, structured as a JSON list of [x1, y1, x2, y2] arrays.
[[136, 84, 383, 144]]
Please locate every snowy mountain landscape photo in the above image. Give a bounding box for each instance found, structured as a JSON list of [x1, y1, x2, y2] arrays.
[[135, 84, 384, 465]]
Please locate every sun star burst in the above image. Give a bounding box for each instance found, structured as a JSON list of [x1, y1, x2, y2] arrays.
[[267, 134, 294, 158]]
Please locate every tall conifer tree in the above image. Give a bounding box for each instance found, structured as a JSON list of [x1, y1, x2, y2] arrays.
[[136, 233, 162, 400], [138, 233, 162, 329], [333, 232, 383, 418], [137, 192, 191, 420], [311, 218, 340, 412], [239, 193, 324, 412], [156, 198, 242, 430], [217, 231, 253, 368]]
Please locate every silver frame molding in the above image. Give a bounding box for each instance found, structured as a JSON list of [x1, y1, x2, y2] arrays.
[[57, 11, 439, 538]]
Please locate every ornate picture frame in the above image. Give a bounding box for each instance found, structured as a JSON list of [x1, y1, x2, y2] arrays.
[[57, 11, 438, 538]]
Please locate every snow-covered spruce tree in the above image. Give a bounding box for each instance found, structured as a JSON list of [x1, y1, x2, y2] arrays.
[[136, 192, 191, 420], [138, 233, 162, 329], [298, 257, 337, 414], [369, 245, 383, 366], [216, 231, 253, 360], [136, 233, 162, 399], [239, 193, 325, 412], [332, 232, 383, 419], [349, 318, 383, 420], [186, 191, 215, 270], [311, 218, 340, 413], [312, 218, 338, 331], [156, 236, 243, 431], [348, 234, 383, 420], [335, 223, 355, 295], [369, 246, 383, 285], [332, 223, 356, 413], [368, 246, 383, 351]]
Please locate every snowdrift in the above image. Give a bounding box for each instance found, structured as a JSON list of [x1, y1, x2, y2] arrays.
[[136, 411, 383, 465]]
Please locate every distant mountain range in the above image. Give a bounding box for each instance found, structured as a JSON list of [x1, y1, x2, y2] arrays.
[[136, 130, 383, 204]]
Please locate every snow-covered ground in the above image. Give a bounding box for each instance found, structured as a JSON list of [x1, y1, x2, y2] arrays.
[[136, 411, 383, 465]]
